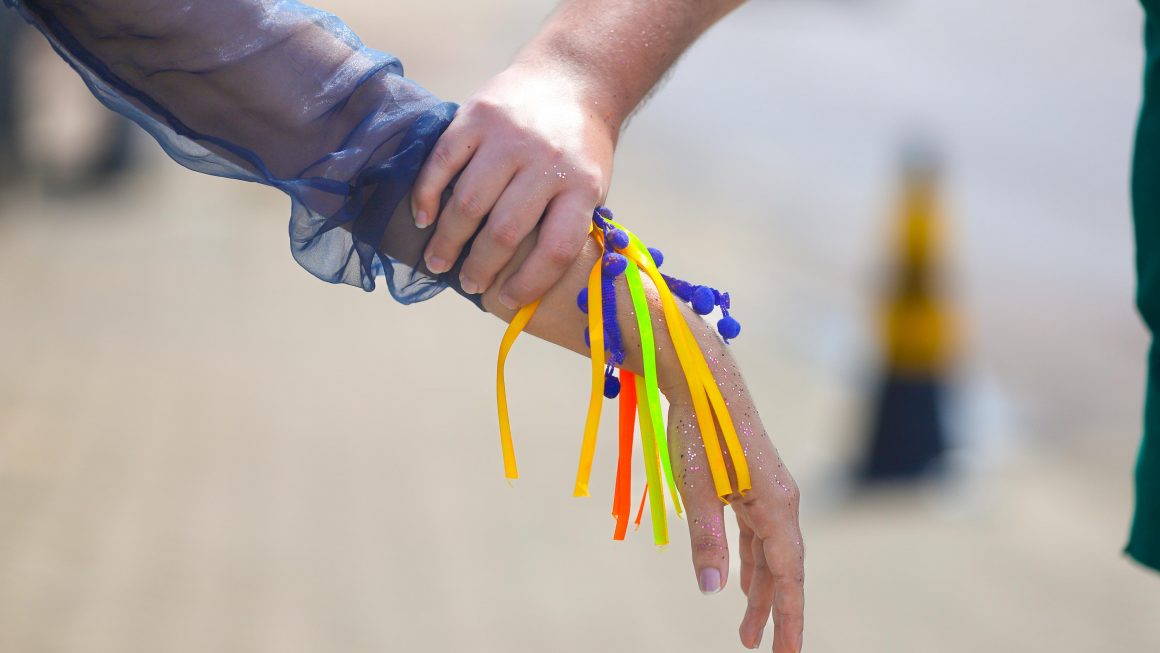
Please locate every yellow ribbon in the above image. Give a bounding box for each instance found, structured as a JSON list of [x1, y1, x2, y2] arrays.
[[496, 300, 541, 480], [574, 243, 606, 497]]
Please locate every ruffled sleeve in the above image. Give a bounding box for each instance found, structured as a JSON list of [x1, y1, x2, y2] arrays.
[[6, 0, 458, 303]]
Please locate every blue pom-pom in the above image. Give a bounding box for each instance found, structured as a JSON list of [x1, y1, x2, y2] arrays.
[[602, 252, 628, 277], [603, 374, 621, 399], [607, 229, 630, 250], [577, 288, 588, 313], [691, 286, 716, 315], [596, 206, 614, 220], [647, 247, 664, 268], [718, 315, 741, 340], [583, 327, 590, 347]]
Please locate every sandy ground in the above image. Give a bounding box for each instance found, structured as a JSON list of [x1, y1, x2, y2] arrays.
[[1, 1, 1158, 652]]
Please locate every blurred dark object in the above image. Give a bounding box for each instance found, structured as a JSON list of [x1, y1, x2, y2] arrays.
[[0, 7, 22, 187], [857, 141, 956, 483], [0, 8, 139, 196], [43, 103, 138, 196]]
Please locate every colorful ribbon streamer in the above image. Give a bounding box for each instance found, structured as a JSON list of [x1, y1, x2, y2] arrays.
[[494, 209, 748, 545]]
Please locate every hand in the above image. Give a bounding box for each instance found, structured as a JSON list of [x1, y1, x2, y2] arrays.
[[668, 384, 805, 652], [412, 60, 616, 309]]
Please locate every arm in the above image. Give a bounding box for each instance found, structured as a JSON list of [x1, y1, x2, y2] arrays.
[[11, 3, 802, 648], [481, 226, 805, 653], [12, 0, 456, 300], [412, 0, 746, 309]]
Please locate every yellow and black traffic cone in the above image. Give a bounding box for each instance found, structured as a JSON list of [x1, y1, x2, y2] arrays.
[[858, 145, 957, 483]]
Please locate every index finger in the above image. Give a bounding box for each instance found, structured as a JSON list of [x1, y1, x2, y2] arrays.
[[411, 121, 476, 228]]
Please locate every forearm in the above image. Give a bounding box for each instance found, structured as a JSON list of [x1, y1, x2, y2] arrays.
[[516, 0, 746, 133], [20, 0, 417, 178], [13, 0, 455, 296]]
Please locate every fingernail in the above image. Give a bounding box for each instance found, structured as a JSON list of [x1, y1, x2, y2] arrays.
[[498, 293, 518, 310], [698, 568, 722, 595], [426, 255, 448, 274], [414, 209, 429, 228], [460, 275, 479, 295], [792, 630, 802, 652]]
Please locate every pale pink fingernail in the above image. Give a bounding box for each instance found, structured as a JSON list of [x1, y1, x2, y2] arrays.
[[698, 568, 722, 595], [414, 210, 430, 228], [426, 255, 448, 274], [498, 293, 518, 310]]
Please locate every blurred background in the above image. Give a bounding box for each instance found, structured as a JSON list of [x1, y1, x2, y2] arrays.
[[1, 0, 1157, 651]]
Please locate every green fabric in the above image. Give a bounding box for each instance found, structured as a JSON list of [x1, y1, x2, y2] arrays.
[[1128, 1, 1160, 572]]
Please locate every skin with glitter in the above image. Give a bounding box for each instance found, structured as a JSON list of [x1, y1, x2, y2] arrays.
[[482, 227, 805, 653]]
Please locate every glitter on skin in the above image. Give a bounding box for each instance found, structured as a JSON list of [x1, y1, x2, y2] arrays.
[[588, 269, 802, 643], [671, 414, 702, 491], [565, 250, 799, 599], [690, 513, 726, 553]]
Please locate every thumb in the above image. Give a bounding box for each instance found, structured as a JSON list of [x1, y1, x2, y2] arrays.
[[684, 489, 730, 595], [670, 400, 731, 595]]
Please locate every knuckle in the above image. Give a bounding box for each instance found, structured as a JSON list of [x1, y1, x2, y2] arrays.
[[468, 96, 504, 117], [453, 192, 487, 220], [762, 475, 801, 512], [544, 144, 567, 163], [690, 533, 727, 556], [786, 484, 801, 511], [574, 168, 604, 198], [771, 566, 805, 586], [544, 238, 579, 266], [487, 220, 523, 249], [429, 144, 456, 171], [775, 609, 804, 628]]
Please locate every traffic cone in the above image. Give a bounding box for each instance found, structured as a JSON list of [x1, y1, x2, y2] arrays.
[[857, 144, 956, 483]]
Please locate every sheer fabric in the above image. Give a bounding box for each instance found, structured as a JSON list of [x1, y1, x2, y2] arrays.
[[6, 0, 460, 303]]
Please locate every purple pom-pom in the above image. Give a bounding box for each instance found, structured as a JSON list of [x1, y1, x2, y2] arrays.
[[647, 247, 664, 267], [602, 252, 628, 277], [603, 374, 621, 399], [596, 206, 614, 220], [718, 315, 741, 340], [583, 327, 590, 348], [607, 229, 630, 250], [691, 286, 716, 315], [577, 288, 588, 313]]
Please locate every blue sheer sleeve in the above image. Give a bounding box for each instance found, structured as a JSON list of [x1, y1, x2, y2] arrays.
[[5, 0, 459, 303]]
